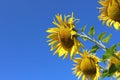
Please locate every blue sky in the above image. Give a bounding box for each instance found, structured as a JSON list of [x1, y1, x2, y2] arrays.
[[0, 0, 120, 80]]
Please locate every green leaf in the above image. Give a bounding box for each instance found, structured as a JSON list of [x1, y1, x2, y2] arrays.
[[102, 63, 120, 78], [118, 42, 120, 47], [81, 25, 86, 32], [83, 37, 88, 41], [102, 64, 117, 78], [102, 70, 109, 78], [102, 52, 113, 62], [98, 32, 106, 40], [102, 45, 116, 62], [109, 45, 117, 53], [107, 63, 118, 77], [102, 34, 112, 43], [90, 45, 99, 53], [88, 26, 95, 37], [109, 63, 117, 73], [116, 65, 120, 71]]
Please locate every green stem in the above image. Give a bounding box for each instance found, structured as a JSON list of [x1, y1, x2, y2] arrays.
[[77, 32, 120, 61], [77, 33, 107, 51]]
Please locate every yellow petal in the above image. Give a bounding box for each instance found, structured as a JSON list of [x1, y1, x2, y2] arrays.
[[68, 13, 74, 24], [46, 28, 58, 33], [73, 58, 81, 63], [114, 22, 120, 30], [58, 48, 65, 57], [64, 15, 67, 23], [78, 72, 82, 79], [76, 71, 80, 76], [47, 33, 58, 40], [63, 52, 68, 59], [106, 19, 112, 27], [82, 75, 86, 80], [48, 40, 57, 45], [70, 46, 75, 59], [109, 20, 114, 26], [52, 20, 60, 27], [54, 46, 61, 55], [99, 1, 106, 6], [56, 14, 63, 24], [50, 43, 60, 51]]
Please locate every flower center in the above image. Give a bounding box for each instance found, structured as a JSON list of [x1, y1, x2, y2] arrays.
[[58, 27, 74, 49], [80, 57, 96, 75], [107, 0, 120, 22]]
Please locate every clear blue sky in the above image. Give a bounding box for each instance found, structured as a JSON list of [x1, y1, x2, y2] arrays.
[[0, 0, 119, 80]]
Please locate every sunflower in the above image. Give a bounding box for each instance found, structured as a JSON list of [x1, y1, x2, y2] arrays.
[[46, 13, 83, 59], [72, 50, 100, 80], [108, 51, 120, 78], [98, 0, 120, 30]]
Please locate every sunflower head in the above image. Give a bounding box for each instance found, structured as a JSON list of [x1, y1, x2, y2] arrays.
[[46, 13, 83, 59], [72, 50, 100, 80], [98, 0, 120, 30], [108, 51, 120, 77]]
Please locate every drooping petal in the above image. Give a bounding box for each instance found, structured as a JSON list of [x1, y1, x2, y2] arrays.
[[72, 50, 100, 80], [98, 0, 120, 30], [46, 13, 83, 59]]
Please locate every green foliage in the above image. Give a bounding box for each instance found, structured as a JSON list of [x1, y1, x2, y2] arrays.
[[102, 64, 120, 78], [102, 45, 116, 62], [47, 4, 120, 80], [102, 70, 109, 78], [109, 63, 117, 73], [102, 34, 112, 43], [88, 26, 95, 37], [90, 45, 99, 53], [118, 42, 120, 47], [81, 25, 86, 32], [98, 32, 106, 40], [102, 64, 117, 78], [79, 25, 118, 79], [83, 37, 88, 41]]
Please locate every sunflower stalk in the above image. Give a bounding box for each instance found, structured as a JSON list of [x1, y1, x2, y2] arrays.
[[77, 32, 107, 51], [77, 32, 120, 61]]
